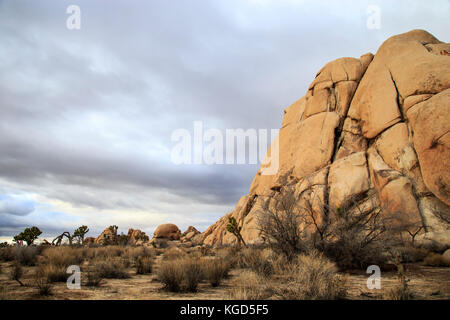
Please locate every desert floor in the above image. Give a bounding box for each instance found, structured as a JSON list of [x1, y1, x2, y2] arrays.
[[1, 253, 449, 300]]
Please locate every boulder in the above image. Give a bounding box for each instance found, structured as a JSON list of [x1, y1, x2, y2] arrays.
[[153, 223, 181, 240]]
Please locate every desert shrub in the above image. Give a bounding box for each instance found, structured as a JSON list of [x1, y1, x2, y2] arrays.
[[257, 188, 306, 261], [10, 262, 24, 286], [241, 248, 274, 278], [37, 264, 67, 283], [424, 253, 450, 267], [15, 246, 39, 266], [273, 251, 347, 300], [163, 247, 187, 261], [85, 269, 104, 287], [203, 258, 229, 287], [157, 260, 184, 292], [0, 247, 15, 262], [124, 246, 155, 262], [396, 246, 429, 263], [182, 258, 204, 292], [228, 270, 273, 300], [35, 275, 53, 296], [318, 199, 393, 270], [95, 258, 130, 279], [136, 256, 153, 275]]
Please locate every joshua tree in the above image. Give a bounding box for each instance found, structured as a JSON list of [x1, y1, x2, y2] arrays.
[[52, 232, 73, 246], [13, 227, 42, 246], [73, 225, 89, 245], [226, 216, 246, 248]]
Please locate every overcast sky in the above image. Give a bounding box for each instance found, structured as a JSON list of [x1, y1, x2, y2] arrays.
[[0, 0, 448, 242]]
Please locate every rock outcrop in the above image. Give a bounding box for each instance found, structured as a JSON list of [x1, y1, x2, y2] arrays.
[[127, 228, 149, 245], [181, 226, 201, 242], [94, 225, 118, 245], [202, 30, 450, 249]]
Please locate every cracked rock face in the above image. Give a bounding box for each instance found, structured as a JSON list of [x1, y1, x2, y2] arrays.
[[201, 30, 450, 249]]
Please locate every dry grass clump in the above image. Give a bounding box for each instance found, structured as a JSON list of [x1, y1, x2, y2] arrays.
[[14, 246, 39, 266], [95, 258, 130, 279], [203, 258, 230, 287], [41, 247, 84, 267], [37, 264, 67, 283], [163, 247, 187, 261], [34, 274, 53, 296], [85, 268, 104, 287], [84, 246, 125, 260], [273, 251, 347, 300], [125, 247, 155, 262], [157, 257, 204, 292], [228, 270, 273, 300], [10, 262, 24, 286], [136, 256, 153, 275], [423, 253, 450, 267], [182, 258, 204, 292], [157, 259, 185, 292]]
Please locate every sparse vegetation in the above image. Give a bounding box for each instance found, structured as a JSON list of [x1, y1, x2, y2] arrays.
[[35, 275, 53, 296], [85, 269, 104, 287], [136, 256, 153, 275], [15, 246, 39, 266], [182, 258, 204, 292], [157, 259, 184, 292], [424, 253, 450, 267], [10, 262, 24, 286], [384, 265, 414, 300], [273, 251, 347, 300], [95, 258, 130, 279], [228, 270, 272, 300], [204, 258, 229, 287]]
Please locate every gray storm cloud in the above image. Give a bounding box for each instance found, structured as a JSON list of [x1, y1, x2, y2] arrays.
[[0, 0, 448, 238]]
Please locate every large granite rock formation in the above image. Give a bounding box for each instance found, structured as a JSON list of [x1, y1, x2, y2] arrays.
[[201, 30, 450, 249]]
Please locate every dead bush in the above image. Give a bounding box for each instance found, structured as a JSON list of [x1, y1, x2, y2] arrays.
[[203, 258, 229, 287], [136, 256, 153, 274], [157, 260, 184, 292], [424, 253, 450, 267], [257, 188, 306, 261], [273, 251, 347, 300]]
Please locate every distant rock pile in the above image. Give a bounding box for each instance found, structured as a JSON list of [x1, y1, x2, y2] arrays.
[[201, 30, 450, 250]]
